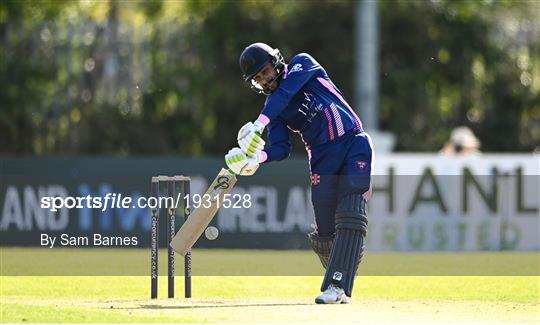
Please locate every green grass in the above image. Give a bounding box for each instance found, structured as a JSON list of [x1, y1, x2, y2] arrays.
[[1, 249, 539, 323], [2, 275, 538, 302], [2, 248, 539, 275]]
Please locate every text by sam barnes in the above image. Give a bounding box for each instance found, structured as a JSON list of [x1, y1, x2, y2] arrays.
[[41, 233, 138, 248]]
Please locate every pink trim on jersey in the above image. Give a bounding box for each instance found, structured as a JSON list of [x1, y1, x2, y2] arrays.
[[260, 150, 268, 163], [303, 137, 313, 174], [305, 142, 313, 173], [324, 109, 335, 140], [256, 114, 270, 127], [330, 102, 345, 136], [362, 133, 375, 201], [317, 77, 362, 130]]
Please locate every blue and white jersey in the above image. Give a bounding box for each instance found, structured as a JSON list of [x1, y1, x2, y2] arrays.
[[260, 53, 363, 162]]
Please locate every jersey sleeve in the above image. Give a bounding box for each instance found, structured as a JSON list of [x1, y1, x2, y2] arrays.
[[261, 53, 321, 121], [263, 116, 291, 162]]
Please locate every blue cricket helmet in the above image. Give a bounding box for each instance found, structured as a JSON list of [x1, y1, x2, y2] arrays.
[[239, 42, 285, 94]]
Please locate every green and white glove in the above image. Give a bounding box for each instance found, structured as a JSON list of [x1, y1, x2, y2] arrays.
[[237, 121, 265, 157], [225, 147, 259, 176]]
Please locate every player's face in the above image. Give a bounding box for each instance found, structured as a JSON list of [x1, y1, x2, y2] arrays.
[[252, 62, 278, 93]]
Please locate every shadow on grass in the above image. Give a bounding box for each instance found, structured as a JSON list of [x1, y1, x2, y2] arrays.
[[133, 302, 313, 309]]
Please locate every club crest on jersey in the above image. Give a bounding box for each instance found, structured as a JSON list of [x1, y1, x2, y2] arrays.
[[356, 161, 368, 171], [289, 63, 303, 74], [311, 173, 320, 185]]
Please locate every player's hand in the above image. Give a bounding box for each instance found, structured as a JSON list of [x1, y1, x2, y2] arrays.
[[237, 121, 265, 157], [225, 147, 259, 176]]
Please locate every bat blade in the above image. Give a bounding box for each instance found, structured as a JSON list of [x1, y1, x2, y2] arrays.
[[169, 168, 237, 256]]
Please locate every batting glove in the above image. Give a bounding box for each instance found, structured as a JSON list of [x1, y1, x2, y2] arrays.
[[225, 147, 259, 176], [237, 121, 265, 157]]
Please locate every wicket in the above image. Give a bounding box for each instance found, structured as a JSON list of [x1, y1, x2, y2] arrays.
[[150, 175, 191, 299]]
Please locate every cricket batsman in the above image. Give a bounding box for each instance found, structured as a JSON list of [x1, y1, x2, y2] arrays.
[[225, 43, 373, 304]]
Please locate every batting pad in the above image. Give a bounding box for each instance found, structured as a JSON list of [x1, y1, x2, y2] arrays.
[[321, 193, 367, 297]]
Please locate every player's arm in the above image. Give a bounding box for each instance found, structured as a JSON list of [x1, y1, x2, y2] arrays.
[[262, 116, 291, 162]]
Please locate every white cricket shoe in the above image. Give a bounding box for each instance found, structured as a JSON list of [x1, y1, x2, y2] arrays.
[[315, 284, 350, 304]]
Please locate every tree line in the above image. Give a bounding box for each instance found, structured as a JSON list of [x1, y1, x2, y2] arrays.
[[1, 0, 538, 156]]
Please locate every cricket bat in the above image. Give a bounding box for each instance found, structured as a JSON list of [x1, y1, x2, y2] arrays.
[[170, 168, 237, 256]]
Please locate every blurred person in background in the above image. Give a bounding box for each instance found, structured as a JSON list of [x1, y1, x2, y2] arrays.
[[440, 126, 481, 156]]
